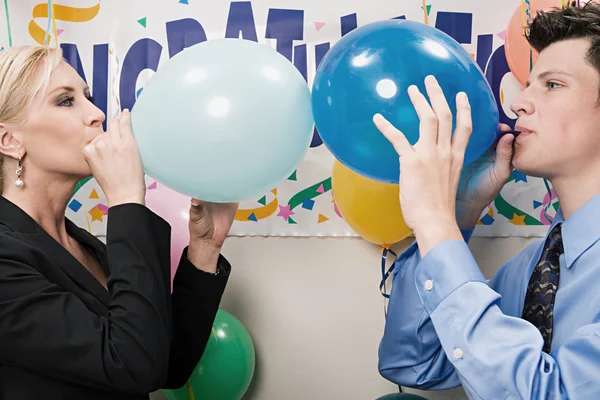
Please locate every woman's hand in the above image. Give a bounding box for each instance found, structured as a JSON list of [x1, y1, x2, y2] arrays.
[[187, 200, 239, 273], [83, 109, 146, 207]]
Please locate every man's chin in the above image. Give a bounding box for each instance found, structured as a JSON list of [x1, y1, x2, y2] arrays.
[[510, 160, 546, 180]]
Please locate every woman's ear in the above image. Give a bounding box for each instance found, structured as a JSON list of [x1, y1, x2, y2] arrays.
[[0, 124, 25, 160]]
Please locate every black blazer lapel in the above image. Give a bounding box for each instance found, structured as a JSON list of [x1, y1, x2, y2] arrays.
[[0, 196, 110, 307]]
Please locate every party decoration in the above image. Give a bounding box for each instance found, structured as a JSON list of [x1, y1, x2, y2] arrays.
[[28, 1, 100, 45], [163, 310, 255, 400], [505, 0, 561, 87], [3, 0, 13, 46], [234, 189, 279, 222], [144, 180, 191, 285], [68, 199, 82, 212], [286, 178, 332, 213], [312, 19, 499, 183], [332, 160, 411, 246], [55, 0, 564, 240], [131, 38, 314, 202], [88, 205, 106, 222]]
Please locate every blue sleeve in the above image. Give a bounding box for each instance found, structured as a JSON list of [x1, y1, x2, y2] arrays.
[[378, 229, 473, 390], [410, 240, 600, 399]]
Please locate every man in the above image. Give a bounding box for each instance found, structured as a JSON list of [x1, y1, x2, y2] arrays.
[[373, 3, 600, 399]]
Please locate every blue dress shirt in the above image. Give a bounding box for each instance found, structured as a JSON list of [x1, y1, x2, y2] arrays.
[[378, 193, 600, 399]]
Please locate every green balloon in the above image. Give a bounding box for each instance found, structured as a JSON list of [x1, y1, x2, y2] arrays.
[[376, 394, 429, 400], [164, 310, 255, 400]]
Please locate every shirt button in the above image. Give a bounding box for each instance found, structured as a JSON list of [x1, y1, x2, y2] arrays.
[[424, 280, 433, 291], [453, 348, 464, 359]]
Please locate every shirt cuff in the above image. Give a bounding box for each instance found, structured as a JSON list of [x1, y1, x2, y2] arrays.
[[393, 229, 473, 279], [176, 247, 231, 279], [414, 240, 485, 315]]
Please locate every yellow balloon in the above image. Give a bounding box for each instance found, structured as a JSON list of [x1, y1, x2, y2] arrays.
[[332, 160, 412, 246]]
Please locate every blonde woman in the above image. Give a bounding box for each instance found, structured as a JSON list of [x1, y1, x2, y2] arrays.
[[0, 45, 238, 399]]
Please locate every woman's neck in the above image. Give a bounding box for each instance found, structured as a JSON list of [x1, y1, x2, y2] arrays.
[[3, 171, 80, 244]]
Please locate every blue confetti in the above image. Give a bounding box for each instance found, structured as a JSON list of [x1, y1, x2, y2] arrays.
[[302, 198, 315, 210], [68, 199, 82, 212]]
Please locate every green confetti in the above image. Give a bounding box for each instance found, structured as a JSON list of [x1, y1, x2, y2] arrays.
[[288, 178, 332, 210]]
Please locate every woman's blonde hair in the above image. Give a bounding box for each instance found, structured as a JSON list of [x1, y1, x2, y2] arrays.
[[0, 46, 63, 191]]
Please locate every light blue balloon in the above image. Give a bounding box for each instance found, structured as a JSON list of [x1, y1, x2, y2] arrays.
[[131, 39, 314, 202]]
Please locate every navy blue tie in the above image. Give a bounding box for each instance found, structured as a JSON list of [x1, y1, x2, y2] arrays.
[[521, 223, 563, 354]]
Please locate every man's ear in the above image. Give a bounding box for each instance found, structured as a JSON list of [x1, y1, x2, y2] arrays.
[[0, 124, 25, 160]]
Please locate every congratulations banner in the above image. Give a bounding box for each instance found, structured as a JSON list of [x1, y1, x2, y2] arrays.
[[1, 0, 568, 238]]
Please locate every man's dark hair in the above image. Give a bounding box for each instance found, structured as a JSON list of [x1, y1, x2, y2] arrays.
[[527, 2, 600, 78]]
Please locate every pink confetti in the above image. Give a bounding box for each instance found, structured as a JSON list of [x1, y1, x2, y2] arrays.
[[148, 181, 158, 190], [97, 204, 109, 213], [334, 202, 342, 218], [496, 30, 506, 40], [539, 188, 557, 225], [314, 22, 326, 31], [56, 29, 64, 36], [316, 184, 325, 193], [277, 204, 295, 220]]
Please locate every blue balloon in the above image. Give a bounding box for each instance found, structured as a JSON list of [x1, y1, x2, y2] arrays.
[[131, 39, 313, 202], [312, 20, 500, 183]]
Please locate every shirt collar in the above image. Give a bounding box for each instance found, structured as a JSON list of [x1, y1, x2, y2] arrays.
[[557, 192, 600, 269]]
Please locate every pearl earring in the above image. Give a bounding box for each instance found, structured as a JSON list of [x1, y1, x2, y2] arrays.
[[15, 157, 23, 188]]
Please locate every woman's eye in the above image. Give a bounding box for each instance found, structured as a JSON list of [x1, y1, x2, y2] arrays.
[[59, 97, 74, 107]]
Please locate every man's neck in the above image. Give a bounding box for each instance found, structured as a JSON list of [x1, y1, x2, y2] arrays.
[[552, 168, 600, 220]]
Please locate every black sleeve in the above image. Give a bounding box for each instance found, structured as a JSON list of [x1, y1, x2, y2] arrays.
[[163, 249, 231, 389], [0, 204, 172, 395]]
